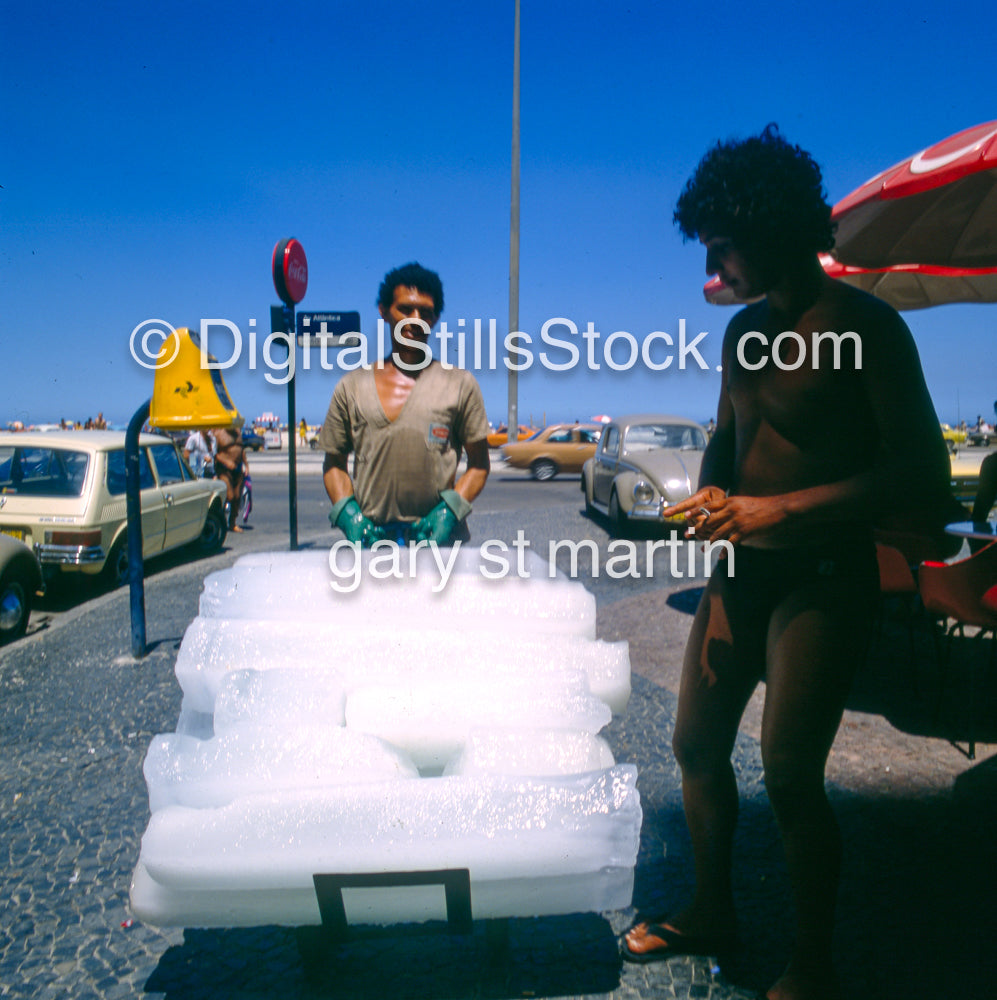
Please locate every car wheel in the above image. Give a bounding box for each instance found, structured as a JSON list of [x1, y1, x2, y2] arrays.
[[102, 535, 129, 589], [608, 488, 628, 534], [582, 470, 596, 514], [531, 458, 558, 482], [196, 507, 227, 554], [0, 569, 32, 644]]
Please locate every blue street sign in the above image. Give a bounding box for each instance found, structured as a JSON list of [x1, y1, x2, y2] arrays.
[[296, 311, 361, 346]]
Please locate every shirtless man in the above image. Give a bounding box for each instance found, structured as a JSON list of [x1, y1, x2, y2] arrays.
[[212, 425, 247, 532], [319, 262, 489, 545], [621, 127, 960, 1000]]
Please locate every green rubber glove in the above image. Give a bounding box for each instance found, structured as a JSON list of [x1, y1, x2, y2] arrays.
[[329, 496, 385, 546], [410, 490, 472, 544]]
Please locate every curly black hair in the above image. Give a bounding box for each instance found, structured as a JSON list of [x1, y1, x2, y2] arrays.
[[377, 262, 444, 317], [674, 124, 835, 262]]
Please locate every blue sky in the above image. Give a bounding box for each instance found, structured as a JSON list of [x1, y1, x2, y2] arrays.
[[2, 0, 994, 430]]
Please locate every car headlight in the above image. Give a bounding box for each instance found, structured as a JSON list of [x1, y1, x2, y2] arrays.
[[632, 480, 655, 503]]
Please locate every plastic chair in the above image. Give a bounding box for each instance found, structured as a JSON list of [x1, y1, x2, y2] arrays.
[[874, 543, 920, 685], [918, 541, 997, 759], [982, 585, 997, 616]]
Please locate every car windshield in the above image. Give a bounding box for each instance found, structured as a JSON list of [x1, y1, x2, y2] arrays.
[[0, 445, 90, 497], [624, 424, 706, 453]]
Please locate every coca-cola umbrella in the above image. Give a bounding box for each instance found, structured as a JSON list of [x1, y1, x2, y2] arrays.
[[703, 254, 997, 311], [832, 120, 997, 269]]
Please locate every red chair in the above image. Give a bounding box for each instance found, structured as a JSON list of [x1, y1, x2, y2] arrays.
[[982, 585, 997, 616], [918, 542, 997, 759], [874, 543, 920, 685]]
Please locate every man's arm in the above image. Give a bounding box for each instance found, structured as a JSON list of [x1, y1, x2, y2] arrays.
[[454, 438, 490, 503], [322, 451, 354, 505]]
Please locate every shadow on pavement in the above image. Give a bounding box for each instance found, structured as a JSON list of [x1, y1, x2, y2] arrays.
[[145, 913, 622, 999]]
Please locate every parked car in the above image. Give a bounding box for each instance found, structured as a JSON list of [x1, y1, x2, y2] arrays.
[[941, 423, 968, 453], [950, 449, 987, 510], [581, 414, 708, 532], [241, 429, 265, 452], [0, 533, 43, 644], [0, 430, 228, 588], [501, 423, 602, 481], [486, 424, 537, 448]]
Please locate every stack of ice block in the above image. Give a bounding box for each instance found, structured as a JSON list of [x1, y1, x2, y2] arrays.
[[130, 546, 640, 929]]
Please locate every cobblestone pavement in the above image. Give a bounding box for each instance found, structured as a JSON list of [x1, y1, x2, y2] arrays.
[[2, 537, 995, 1000]]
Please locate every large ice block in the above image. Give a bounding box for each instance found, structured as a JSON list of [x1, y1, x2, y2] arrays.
[[130, 767, 640, 927], [130, 547, 640, 932], [174, 617, 631, 716], [212, 668, 347, 733], [444, 728, 616, 777], [345, 676, 611, 770], [198, 546, 597, 638], [144, 726, 419, 812]]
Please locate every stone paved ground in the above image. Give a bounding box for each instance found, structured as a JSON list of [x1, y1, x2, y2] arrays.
[[2, 554, 995, 1000]]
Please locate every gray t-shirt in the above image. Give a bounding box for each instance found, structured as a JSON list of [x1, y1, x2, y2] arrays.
[[319, 362, 489, 524]]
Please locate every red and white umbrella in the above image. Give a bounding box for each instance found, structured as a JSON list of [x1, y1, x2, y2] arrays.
[[704, 254, 997, 311], [832, 120, 997, 269]]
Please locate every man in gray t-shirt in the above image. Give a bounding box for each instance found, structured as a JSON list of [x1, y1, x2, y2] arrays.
[[319, 262, 490, 545]]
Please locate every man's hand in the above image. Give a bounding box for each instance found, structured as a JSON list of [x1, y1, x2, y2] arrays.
[[663, 486, 727, 538], [329, 497, 385, 547], [410, 489, 472, 545], [665, 487, 788, 545]]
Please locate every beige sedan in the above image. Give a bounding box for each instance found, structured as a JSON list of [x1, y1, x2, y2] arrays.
[[500, 423, 603, 481], [0, 430, 228, 588]]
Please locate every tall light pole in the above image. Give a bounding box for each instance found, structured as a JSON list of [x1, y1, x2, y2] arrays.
[[507, 0, 521, 440]]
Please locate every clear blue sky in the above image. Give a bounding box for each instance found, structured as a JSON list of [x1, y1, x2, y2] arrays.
[[2, 0, 994, 430]]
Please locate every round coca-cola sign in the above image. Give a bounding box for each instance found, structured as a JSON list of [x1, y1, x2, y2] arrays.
[[272, 238, 308, 305]]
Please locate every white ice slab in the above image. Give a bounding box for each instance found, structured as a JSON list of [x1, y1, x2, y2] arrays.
[[174, 617, 630, 716], [345, 677, 611, 770], [138, 768, 640, 889], [212, 668, 347, 733], [130, 861, 634, 928], [444, 729, 616, 777], [197, 547, 597, 638], [144, 726, 419, 813]]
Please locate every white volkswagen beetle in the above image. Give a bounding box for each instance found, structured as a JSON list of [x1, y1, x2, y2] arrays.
[[581, 414, 708, 533]]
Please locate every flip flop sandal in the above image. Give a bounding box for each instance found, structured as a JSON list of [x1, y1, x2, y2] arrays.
[[620, 919, 735, 964]]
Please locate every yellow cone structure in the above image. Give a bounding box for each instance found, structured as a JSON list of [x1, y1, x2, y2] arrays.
[[150, 327, 243, 430]]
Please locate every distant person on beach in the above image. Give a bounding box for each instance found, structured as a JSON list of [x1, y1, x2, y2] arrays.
[[318, 262, 489, 546], [620, 126, 961, 1000], [212, 425, 247, 532], [183, 428, 214, 478]]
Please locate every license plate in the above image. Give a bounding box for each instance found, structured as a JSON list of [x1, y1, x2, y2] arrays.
[[0, 527, 25, 541]]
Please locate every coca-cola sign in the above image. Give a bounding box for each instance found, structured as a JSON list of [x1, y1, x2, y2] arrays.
[[272, 238, 308, 305]]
